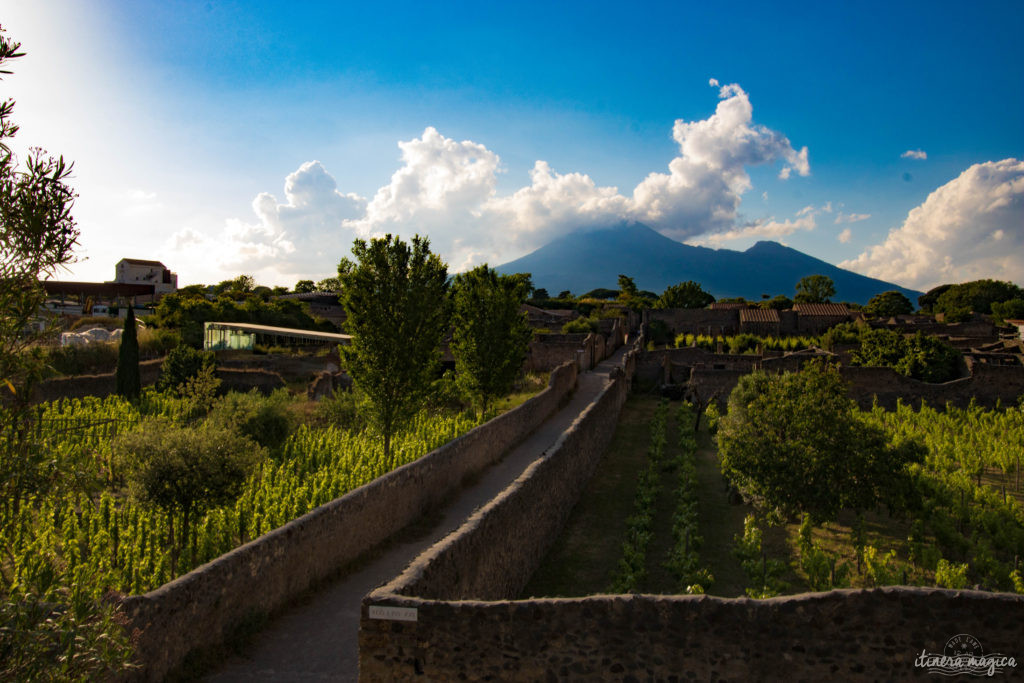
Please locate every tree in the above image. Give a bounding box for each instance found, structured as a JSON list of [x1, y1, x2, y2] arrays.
[[0, 26, 134, 679], [531, 287, 550, 300], [115, 306, 141, 399], [294, 279, 316, 293], [451, 265, 532, 415], [760, 294, 793, 311], [339, 234, 449, 458], [315, 276, 342, 292], [992, 298, 1024, 324], [794, 275, 836, 304], [617, 274, 639, 300], [557, 290, 572, 300], [582, 287, 618, 300], [934, 279, 1023, 318], [917, 283, 954, 312], [158, 344, 215, 395], [865, 290, 914, 317], [656, 280, 715, 309], [116, 419, 265, 567], [718, 362, 921, 522]]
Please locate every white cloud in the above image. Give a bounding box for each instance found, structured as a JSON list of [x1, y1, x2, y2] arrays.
[[901, 149, 928, 160], [166, 161, 365, 282], [840, 159, 1024, 290], [178, 81, 809, 281], [838, 228, 852, 243], [691, 209, 819, 247], [834, 212, 870, 224]]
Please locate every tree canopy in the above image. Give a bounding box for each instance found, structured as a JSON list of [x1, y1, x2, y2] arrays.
[[339, 234, 449, 458], [851, 328, 961, 383], [656, 280, 715, 309], [933, 279, 1023, 319], [718, 362, 922, 522], [794, 274, 836, 304], [451, 265, 532, 414], [865, 290, 914, 317]]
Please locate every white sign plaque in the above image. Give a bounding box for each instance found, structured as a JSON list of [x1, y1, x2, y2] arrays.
[[368, 605, 419, 622]]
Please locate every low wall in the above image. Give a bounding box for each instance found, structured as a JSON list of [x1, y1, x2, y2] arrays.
[[528, 334, 591, 372], [841, 364, 1024, 409], [120, 361, 579, 681], [361, 343, 638, 677], [31, 359, 164, 403], [359, 588, 1023, 680]]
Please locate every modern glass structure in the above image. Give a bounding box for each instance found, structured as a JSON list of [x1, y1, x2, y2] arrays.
[[203, 322, 351, 351]]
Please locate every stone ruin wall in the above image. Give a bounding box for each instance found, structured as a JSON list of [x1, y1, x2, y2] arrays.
[[120, 360, 580, 681], [360, 340, 1023, 680]]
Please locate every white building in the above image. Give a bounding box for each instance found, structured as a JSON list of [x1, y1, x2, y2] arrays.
[[114, 258, 178, 296]]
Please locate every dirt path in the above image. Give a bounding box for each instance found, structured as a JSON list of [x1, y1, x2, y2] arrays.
[[204, 347, 629, 682]]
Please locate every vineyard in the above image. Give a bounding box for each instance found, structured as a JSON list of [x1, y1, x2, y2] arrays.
[[0, 388, 486, 603]]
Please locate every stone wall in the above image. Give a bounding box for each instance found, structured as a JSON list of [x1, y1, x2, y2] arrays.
[[361, 342, 640, 676], [120, 361, 579, 681], [358, 588, 1024, 681], [646, 308, 740, 336], [31, 359, 164, 403], [528, 333, 591, 372]]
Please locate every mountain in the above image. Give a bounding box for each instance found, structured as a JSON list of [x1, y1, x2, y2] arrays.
[[495, 223, 921, 304]]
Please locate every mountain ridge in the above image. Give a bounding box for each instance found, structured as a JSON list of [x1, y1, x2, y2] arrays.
[[495, 223, 920, 304]]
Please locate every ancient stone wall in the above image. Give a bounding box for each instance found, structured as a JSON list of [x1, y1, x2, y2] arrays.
[[31, 359, 164, 403], [646, 308, 740, 336], [528, 333, 591, 372], [361, 343, 640, 676], [359, 588, 1024, 681], [120, 361, 579, 681]]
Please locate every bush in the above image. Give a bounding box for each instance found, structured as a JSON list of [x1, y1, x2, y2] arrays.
[[562, 316, 598, 334], [312, 388, 368, 431], [207, 389, 295, 453], [157, 345, 215, 395]]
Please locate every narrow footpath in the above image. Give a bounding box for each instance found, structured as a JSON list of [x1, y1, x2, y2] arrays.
[[206, 346, 630, 682]]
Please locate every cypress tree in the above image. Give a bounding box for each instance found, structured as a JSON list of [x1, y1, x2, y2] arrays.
[[116, 306, 141, 399]]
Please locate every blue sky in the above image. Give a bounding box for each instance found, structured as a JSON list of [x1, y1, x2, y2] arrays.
[[4, 0, 1023, 290]]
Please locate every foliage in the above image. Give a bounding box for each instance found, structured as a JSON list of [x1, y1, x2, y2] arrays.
[[656, 280, 715, 309], [157, 344, 215, 395], [116, 418, 266, 564], [760, 294, 793, 310], [865, 290, 914, 317], [115, 306, 140, 399], [149, 287, 334, 347], [0, 27, 133, 676], [934, 559, 969, 589], [674, 332, 815, 354], [647, 319, 674, 346], [817, 321, 865, 349], [581, 287, 618, 300], [918, 284, 954, 312], [339, 234, 449, 458], [293, 279, 315, 293], [451, 265, 533, 414], [794, 274, 836, 304], [851, 328, 961, 383], [206, 389, 295, 453], [934, 279, 1023, 317], [718, 362, 923, 521], [663, 402, 713, 593], [733, 514, 786, 598], [562, 316, 599, 334], [991, 298, 1024, 324]]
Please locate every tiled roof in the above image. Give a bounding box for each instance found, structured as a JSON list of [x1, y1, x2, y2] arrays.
[[793, 303, 850, 317], [739, 308, 780, 323], [709, 302, 747, 310]]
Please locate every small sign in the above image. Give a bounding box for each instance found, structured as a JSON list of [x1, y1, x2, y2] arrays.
[[368, 605, 418, 622]]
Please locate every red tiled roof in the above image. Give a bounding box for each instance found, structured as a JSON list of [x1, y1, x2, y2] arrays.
[[793, 303, 850, 317], [709, 302, 747, 310], [739, 308, 781, 323]]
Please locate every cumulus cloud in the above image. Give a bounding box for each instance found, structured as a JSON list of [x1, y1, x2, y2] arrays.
[[901, 149, 928, 160], [181, 80, 810, 280], [166, 160, 365, 281], [691, 206, 819, 247], [834, 212, 870, 224], [840, 159, 1024, 290], [838, 228, 852, 243]]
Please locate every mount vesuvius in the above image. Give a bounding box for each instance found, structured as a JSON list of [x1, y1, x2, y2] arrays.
[[496, 223, 920, 304]]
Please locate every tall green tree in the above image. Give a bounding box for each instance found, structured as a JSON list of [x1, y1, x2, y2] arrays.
[[339, 234, 449, 458], [115, 306, 141, 399], [865, 290, 914, 317], [794, 274, 836, 304], [451, 265, 532, 415], [718, 362, 921, 522], [934, 279, 1023, 318], [656, 280, 715, 309]]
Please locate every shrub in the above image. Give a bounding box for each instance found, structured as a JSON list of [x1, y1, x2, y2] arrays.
[[157, 345, 215, 395], [207, 389, 295, 453]]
